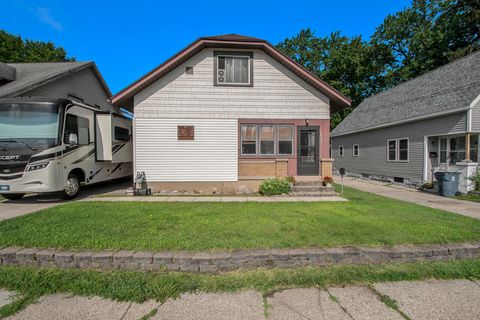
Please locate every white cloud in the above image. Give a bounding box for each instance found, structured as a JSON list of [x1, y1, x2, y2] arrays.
[[30, 6, 63, 31]]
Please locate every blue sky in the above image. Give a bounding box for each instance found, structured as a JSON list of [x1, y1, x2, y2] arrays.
[[1, 0, 411, 94]]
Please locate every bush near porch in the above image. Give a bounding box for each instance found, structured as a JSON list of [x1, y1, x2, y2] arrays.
[[1, 186, 480, 251]]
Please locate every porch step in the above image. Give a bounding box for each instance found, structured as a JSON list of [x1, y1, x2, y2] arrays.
[[290, 182, 336, 197], [289, 191, 338, 197], [291, 185, 335, 192]]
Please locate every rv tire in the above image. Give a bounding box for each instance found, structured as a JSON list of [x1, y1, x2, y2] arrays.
[[63, 173, 80, 200]]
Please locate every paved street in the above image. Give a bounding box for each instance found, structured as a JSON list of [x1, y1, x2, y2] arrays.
[[338, 176, 480, 220], [4, 279, 480, 319], [0, 178, 131, 221]]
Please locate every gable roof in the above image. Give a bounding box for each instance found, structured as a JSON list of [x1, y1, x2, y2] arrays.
[[111, 34, 351, 111], [0, 61, 112, 98], [332, 50, 480, 137]]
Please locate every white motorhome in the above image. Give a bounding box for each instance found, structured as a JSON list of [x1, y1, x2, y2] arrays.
[[0, 97, 133, 200]]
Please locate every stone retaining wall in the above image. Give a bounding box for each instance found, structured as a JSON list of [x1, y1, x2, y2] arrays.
[[1, 243, 480, 273]]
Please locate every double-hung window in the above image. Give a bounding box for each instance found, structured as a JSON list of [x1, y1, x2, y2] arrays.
[[278, 125, 293, 155], [449, 136, 466, 165], [387, 138, 409, 162], [353, 144, 359, 157], [259, 125, 275, 155], [215, 52, 252, 86], [387, 139, 397, 161], [338, 145, 344, 157], [241, 125, 257, 155]]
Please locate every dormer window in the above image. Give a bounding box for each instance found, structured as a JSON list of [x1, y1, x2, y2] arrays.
[[214, 51, 253, 86]]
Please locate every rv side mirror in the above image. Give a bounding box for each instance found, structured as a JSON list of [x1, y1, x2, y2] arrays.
[[68, 133, 78, 145]]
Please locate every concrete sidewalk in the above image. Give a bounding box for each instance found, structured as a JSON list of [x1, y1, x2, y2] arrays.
[[4, 279, 480, 319], [339, 176, 480, 220]]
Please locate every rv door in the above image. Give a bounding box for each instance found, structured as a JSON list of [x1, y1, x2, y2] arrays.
[[95, 113, 112, 161]]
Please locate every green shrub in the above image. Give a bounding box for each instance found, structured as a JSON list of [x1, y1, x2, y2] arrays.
[[285, 175, 296, 185], [259, 178, 291, 196], [469, 168, 480, 191]]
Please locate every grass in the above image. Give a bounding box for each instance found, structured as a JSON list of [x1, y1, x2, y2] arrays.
[[1, 259, 480, 317], [456, 194, 480, 203], [0, 186, 480, 251]]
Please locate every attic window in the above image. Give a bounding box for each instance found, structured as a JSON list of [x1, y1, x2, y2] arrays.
[[214, 51, 253, 86], [185, 66, 193, 75]]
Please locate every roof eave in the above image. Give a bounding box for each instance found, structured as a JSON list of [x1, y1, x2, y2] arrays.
[[111, 38, 351, 111]]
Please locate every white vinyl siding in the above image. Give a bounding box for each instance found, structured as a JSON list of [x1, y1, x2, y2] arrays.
[[134, 118, 238, 181], [134, 48, 330, 119]]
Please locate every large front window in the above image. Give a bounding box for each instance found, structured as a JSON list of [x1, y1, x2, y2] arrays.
[[240, 124, 294, 156], [0, 102, 61, 148], [439, 135, 479, 165]]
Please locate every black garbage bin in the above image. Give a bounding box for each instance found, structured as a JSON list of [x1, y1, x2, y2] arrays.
[[434, 171, 460, 197]]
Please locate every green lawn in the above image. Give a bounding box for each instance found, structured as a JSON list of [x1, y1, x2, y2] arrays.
[[0, 186, 480, 251], [456, 194, 480, 203]]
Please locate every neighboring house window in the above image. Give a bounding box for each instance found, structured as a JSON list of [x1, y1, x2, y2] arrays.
[[114, 126, 130, 141], [449, 136, 466, 165], [387, 139, 397, 161], [241, 124, 257, 155], [278, 125, 293, 155], [338, 145, 344, 157], [470, 134, 479, 163], [439, 138, 447, 164], [215, 51, 253, 86], [398, 138, 409, 161], [64, 114, 89, 145], [260, 125, 275, 155], [353, 144, 359, 157]]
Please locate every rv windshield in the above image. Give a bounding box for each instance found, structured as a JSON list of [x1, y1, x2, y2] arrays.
[[0, 103, 61, 148]]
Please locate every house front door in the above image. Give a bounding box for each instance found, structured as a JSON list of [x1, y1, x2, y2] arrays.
[[297, 126, 320, 175]]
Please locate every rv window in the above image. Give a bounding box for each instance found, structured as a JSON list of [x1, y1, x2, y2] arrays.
[[64, 114, 89, 145], [114, 126, 130, 141]]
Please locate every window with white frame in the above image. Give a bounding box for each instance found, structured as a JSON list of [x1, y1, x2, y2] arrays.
[[241, 124, 257, 155], [449, 136, 466, 165], [471, 135, 479, 163], [216, 52, 252, 85], [439, 138, 447, 164], [387, 139, 397, 161], [278, 125, 293, 155], [338, 145, 344, 157], [353, 144, 359, 157], [259, 125, 275, 155], [387, 138, 409, 162], [398, 138, 409, 161]]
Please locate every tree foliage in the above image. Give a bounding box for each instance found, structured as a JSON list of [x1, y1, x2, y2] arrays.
[[277, 0, 480, 128], [0, 30, 74, 63]]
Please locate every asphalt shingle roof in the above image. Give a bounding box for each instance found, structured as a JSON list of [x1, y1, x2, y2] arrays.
[[0, 61, 93, 98], [332, 50, 480, 136]]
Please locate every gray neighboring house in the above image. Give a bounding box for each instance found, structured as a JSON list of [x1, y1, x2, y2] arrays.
[[331, 50, 480, 193], [0, 61, 116, 112]]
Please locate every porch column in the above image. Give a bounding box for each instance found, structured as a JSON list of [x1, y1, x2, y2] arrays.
[[466, 133, 471, 161]]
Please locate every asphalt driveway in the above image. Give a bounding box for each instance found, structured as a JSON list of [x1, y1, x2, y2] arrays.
[[0, 178, 131, 221]]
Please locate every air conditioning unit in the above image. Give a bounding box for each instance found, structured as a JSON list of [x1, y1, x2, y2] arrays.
[[217, 68, 225, 83]]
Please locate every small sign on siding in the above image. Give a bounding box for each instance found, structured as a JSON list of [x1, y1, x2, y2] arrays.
[[177, 125, 194, 140]]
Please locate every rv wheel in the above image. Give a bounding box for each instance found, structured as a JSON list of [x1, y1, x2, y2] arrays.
[[63, 173, 80, 200], [1, 193, 25, 201]]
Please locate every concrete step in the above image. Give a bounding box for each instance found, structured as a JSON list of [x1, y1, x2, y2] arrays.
[[290, 191, 338, 197], [294, 181, 324, 186], [292, 185, 335, 192]]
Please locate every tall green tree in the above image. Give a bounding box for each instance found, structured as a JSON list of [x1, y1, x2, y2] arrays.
[[372, 0, 480, 85], [0, 30, 74, 63], [277, 29, 392, 128]]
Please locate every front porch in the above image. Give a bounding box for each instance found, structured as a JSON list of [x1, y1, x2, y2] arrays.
[[426, 133, 479, 193]]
